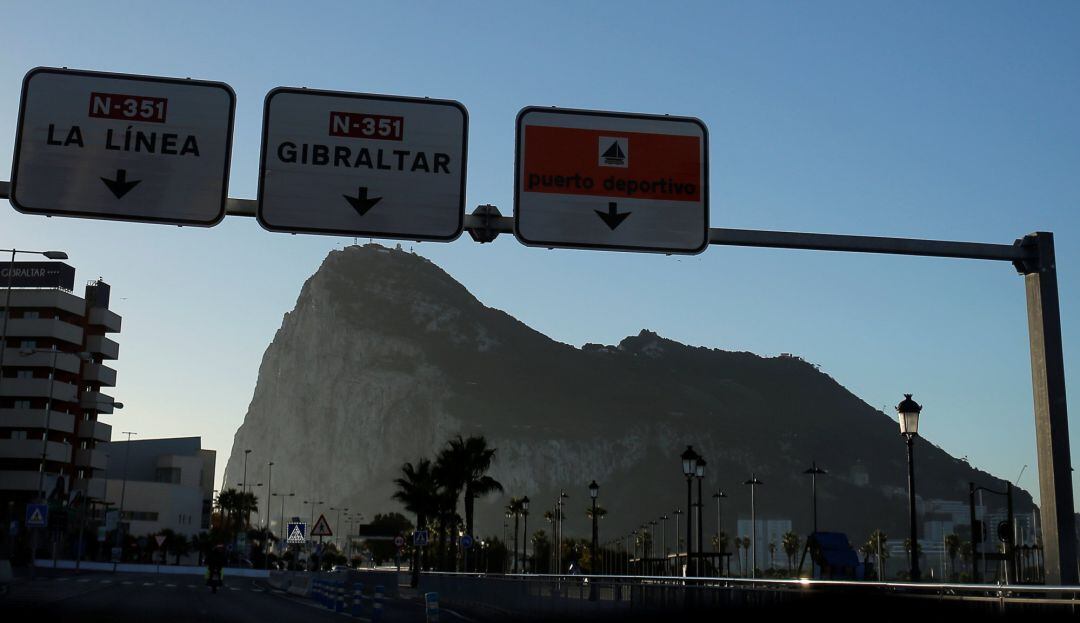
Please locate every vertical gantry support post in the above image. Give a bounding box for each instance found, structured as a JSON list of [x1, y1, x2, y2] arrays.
[[1016, 231, 1078, 585]]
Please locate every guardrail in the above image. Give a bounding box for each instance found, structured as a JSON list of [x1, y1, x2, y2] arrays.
[[418, 572, 1080, 619]]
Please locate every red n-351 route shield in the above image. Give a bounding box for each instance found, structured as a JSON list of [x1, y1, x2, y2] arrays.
[[514, 107, 708, 254]]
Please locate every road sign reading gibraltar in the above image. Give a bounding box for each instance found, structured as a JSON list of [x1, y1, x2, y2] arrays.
[[10, 67, 235, 225], [514, 107, 708, 254], [257, 87, 468, 241]]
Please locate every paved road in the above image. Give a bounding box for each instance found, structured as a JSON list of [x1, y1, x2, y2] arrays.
[[3, 571, 435, 623]]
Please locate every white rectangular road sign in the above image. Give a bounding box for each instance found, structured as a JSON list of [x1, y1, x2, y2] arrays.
[[514, 107, 708, 254], [10, 67, 235, 226], [257, 87, 468, 241]]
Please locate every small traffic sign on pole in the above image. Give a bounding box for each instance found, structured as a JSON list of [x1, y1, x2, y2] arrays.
[[10, 67, 235, 226], [155, 534, 166, 547], [257, 87, 468, 241], [25, 503, 48, 528], [412, 530, 429, 547], [514, 106, 708, 254], [460, 535, 474, 549], [394, 535, 405, 548]]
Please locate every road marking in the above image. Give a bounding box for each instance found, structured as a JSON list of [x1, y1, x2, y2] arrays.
[[143, 582, 155, 586], [77, 578, 90, 583], [100, 579, 112, 584], [229, 587, 240, 591], [187, 584, 196, 588], [57, 577, 69, 581], [122, 580, 133, 585], [166, 583, 176, 587]]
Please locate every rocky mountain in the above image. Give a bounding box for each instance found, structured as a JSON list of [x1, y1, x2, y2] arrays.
[[224, 243, 1032, 544]]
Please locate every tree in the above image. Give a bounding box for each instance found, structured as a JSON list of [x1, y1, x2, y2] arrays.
[[585, 506, 607, 521], [944, 533, 961, 580], [171, 533, 190, 565], [867, 530, 889, 578], [444, 435, 503, 546], [366, 512, 414, 565], [711, 531, 729, 575], [531, 530, 552, 574], [902, 537, 921, 573], [741, 536, 752, 573], [392, 458, 440, 585], [781, 532, 801, 572], [768, 542, 777, 570], [734, 538, 744, 576]]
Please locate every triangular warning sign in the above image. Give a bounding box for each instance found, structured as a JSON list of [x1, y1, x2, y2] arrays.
[[311, 514, 333, 537], [602, 141, 625, 159], [288, 525, 305, 543], [28, 508, 44, 524]]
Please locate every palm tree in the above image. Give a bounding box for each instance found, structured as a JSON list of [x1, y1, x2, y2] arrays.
[[393, 459, 439, 585], [734, 538, 743, 576], [444, 436, 503, 542], [171, 534, 190, 565], [584, 506, 607, 521], [944, 533, 960, 580], [768, 542, 777, 570], [711, 531, 729, 575], [867, 530, 889, 579], [506, 497, 525, 572], [781, 531, 801, 572], [959, 541, 973, 576], [741, 536, 752, 574]]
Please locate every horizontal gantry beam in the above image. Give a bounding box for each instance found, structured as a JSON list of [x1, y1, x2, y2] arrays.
[[0, 181, 1033, 266]]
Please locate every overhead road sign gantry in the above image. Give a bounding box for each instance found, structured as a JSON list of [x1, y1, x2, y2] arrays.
[[257, 87, 468, 241], [9, 67, 235, 226], [514, 106, 708, 254]]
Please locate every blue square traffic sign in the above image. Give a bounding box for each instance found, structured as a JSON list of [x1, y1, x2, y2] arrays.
[[26, 503, 48, 528]]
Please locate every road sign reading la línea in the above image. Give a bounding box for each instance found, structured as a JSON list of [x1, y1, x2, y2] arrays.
[[257, 87, 468, 241], [514, 107, 708, 254], [286, 522, 307, 544], [310, 514, 333, 537], [10, 67, 235, 226]]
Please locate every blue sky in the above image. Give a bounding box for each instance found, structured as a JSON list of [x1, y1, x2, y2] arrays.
[[1, 1, 1078, 505]]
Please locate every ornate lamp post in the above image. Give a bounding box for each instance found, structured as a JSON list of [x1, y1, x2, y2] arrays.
[[803, 462, 827, 534], [673, 508, 683, 576], [897, 393, 923, 582], [680, 446, 699, 577]]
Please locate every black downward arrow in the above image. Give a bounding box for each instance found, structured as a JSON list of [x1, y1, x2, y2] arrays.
[[343, 186, 382, 216], [594, 201, 631, 230], [100, 169, 141, 199]]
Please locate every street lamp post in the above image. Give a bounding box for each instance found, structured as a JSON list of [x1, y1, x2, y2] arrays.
[[114, 431, 137, 557], [680, 446, 699, 577], [660, 514, 669, 577], [274, 492, 294, 544], [673, 508, 683, 576], [803, 462, 827, 534], [897, 393, 923, 582], [557, 490, 568, 574], [521, 496, 530, 573], [242, 449, 252, 496], [695, 457, 706, 576], [712, 491, 726, 575], [743, 474, 763, 578], [588, 481, 599, 573]]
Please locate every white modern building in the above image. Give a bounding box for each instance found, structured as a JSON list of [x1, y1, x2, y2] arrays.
[[100, 437, 216, 538]]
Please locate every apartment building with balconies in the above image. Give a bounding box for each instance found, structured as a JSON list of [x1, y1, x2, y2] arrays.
[[0, 274, 121, 521]]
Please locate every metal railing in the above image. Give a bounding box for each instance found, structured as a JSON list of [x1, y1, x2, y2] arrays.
[[418, 571, 1080, 618]]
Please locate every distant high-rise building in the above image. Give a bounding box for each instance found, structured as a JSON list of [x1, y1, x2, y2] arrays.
[[0, 274, 121, 518]]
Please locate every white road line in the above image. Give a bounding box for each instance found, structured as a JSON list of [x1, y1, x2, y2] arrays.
[[187, 584, 197, 588], [100, 580, 112, 584], [122, 581, 133, 585], [229, 587, 240, 591], [77, 578, 91, 583], [56, 577, 69, 581], [143, 582, 155, 586], [166, 583, 176, 587]]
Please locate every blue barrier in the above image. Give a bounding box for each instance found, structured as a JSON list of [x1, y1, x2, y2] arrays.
[[352, 582, 365, 618], [373, 585, 385, 623], [425, 591, 440, 623]]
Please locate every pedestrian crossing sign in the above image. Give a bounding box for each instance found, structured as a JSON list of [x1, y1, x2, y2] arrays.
[[310, 514, 333, 537], [287, 522, 307, 544], [26, 503, 48, 528]]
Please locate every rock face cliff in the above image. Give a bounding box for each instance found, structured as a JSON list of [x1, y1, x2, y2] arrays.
[[224, 243, 1031, 541]]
